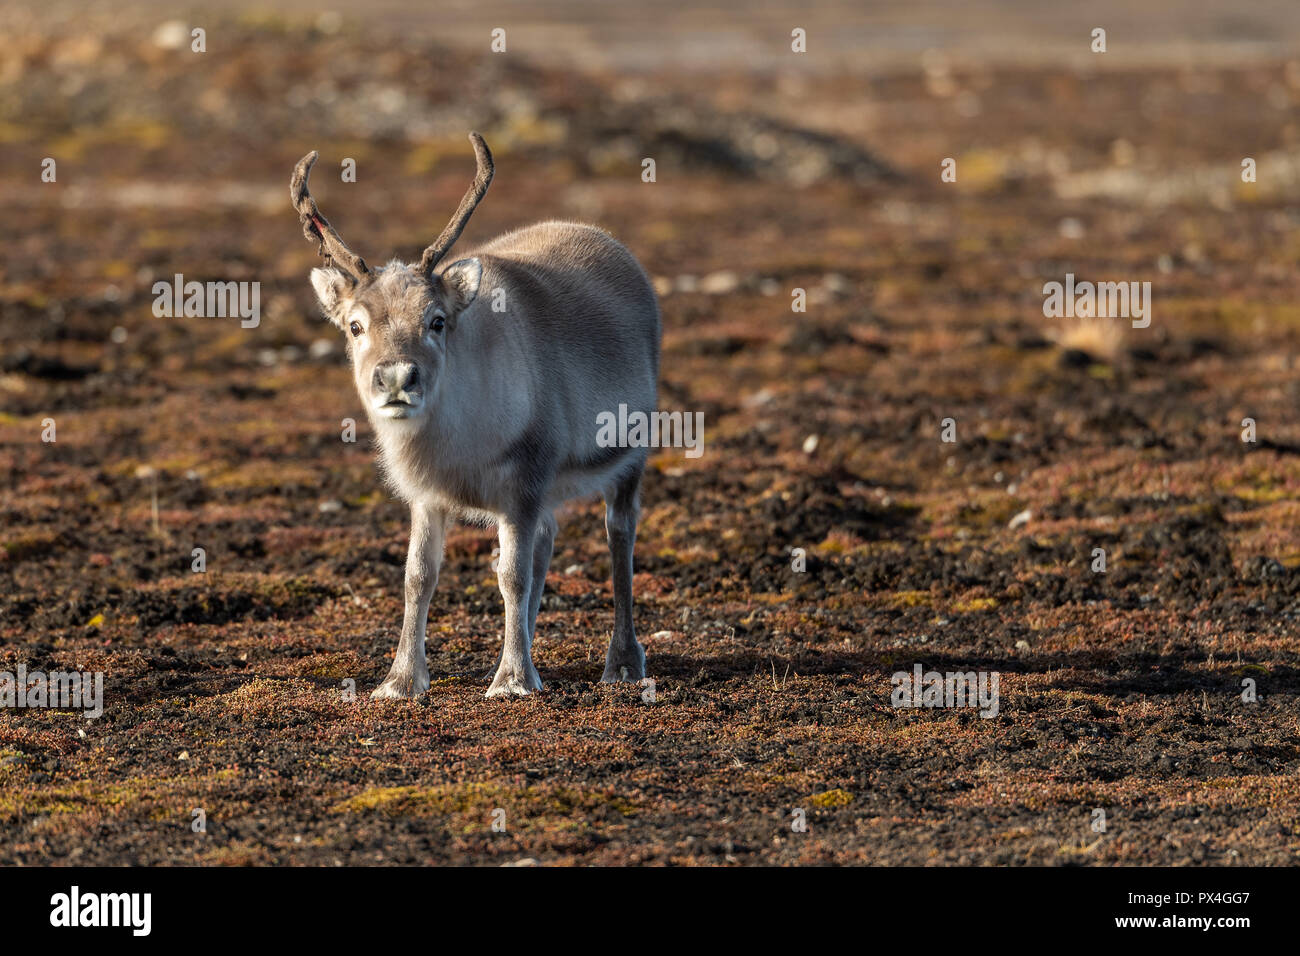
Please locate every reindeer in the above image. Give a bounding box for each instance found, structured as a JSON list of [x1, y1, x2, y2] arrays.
[[290, 133, 661, 698]]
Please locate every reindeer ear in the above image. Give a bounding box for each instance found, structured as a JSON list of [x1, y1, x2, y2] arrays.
[[438, 258, 482, 313], [310, 267, 355, 328]]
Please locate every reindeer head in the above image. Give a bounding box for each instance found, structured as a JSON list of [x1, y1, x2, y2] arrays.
[[291, 133, 493, 423]]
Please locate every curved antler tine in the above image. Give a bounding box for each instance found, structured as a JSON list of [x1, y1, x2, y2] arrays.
[[420, 132, 494, 276], [290, 150, 369, 279]]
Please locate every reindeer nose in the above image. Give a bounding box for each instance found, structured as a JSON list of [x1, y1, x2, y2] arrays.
[[374, 363, 418, 396]]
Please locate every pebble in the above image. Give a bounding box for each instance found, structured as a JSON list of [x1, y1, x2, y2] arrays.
[[699, 270, 741, 295], [1058, 217, 1086, 239], [152, 21, 189, 51]]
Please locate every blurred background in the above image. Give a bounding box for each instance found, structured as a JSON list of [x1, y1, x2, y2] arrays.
[[3, 1, 1300, 865]]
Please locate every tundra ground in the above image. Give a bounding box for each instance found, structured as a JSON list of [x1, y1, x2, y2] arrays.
[[2, 6, 1299, 865]]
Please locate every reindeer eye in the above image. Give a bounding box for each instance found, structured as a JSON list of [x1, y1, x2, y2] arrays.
[[430, 312, 446, 334], [349, 321, 362, 337]]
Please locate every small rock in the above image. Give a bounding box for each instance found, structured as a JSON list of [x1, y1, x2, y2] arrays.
[[152, 21, 189, 50], [319, 499, 344, 513], [699, 270, 741, 295], [1245, 556, 1285, 581], [802, 434, 819, 455], [822, 272, 853, 296], [1008, 509, 1032, 530], [1058, 217, 1086, 239]]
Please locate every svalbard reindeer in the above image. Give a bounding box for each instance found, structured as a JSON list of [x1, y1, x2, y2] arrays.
[[290, 133, 660, 698]]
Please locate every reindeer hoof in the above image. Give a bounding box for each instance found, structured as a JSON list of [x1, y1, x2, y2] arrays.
[[371, 667, 430, 699], [486, 663, 543, 697], [600, 644, 646, 683]]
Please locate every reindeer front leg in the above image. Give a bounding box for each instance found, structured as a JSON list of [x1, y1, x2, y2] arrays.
[[486, 515, 543, 697], [372, 504, 446, 699]]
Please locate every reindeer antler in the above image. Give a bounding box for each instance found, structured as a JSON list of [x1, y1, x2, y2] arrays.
[[419, 132, 494, 276], [290, 150, 370, 279]]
